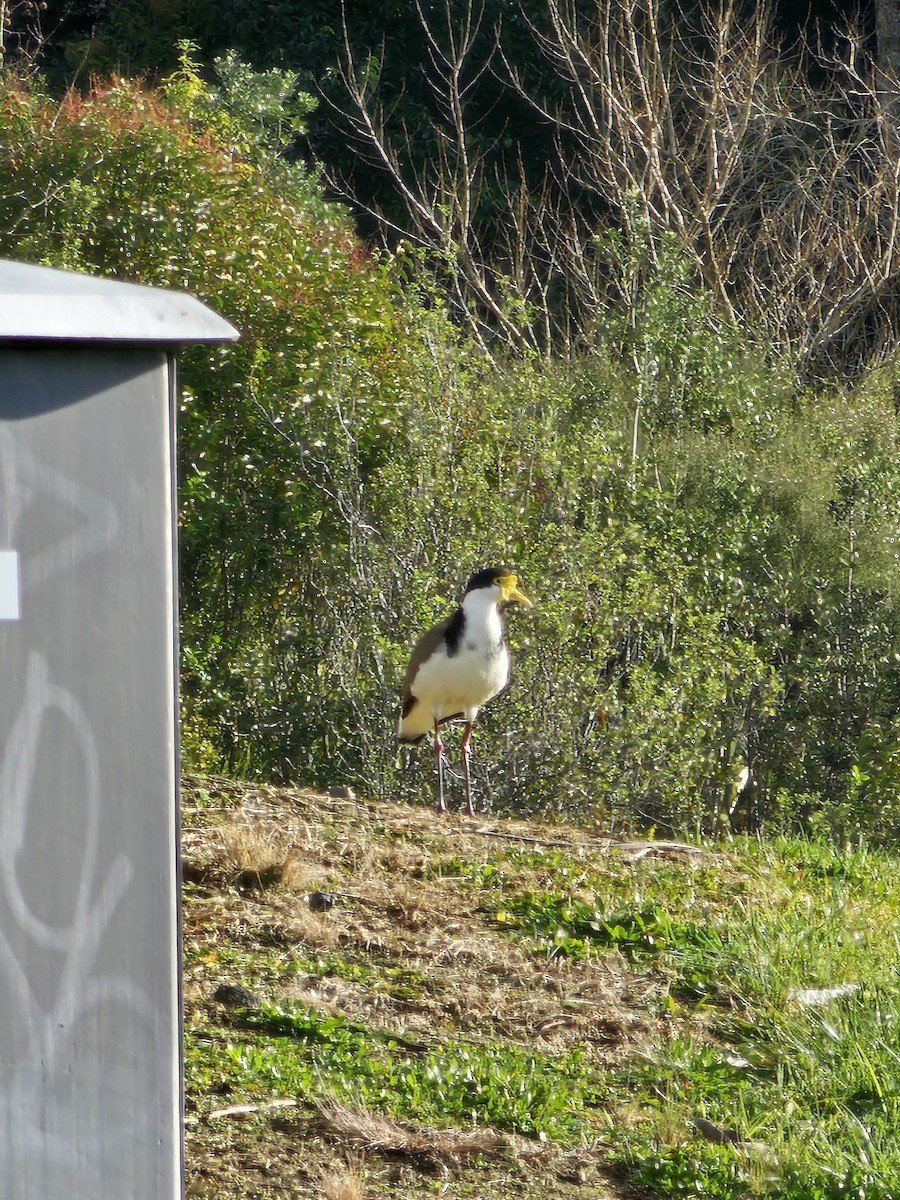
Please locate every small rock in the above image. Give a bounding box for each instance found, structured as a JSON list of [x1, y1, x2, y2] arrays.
[[694, 1117, 740, 1145], [181, 859, 209, 884], [327, 785, 357, 800], [213, 983, 261, 1009]]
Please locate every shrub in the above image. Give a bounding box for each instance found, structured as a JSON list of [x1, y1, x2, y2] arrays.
[[5, 63, 900, 839]]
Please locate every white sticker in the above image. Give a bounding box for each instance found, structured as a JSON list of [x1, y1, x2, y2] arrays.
[[0, 551, 20, 620]]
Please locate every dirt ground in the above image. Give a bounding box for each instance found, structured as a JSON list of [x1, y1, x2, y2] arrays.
[[181, 775, 685, 1199]]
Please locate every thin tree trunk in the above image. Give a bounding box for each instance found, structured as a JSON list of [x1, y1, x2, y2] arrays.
[[876, 0, 900, 78]]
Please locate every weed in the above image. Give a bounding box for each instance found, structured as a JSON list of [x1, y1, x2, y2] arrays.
[[294, 956, 429, 1002], [496, 891, 723, 977], [319, 1161, 367, 1200], [436, 857, 509, 889], [192, 1001, 598, 1140], [181, 780, 900, 1199]]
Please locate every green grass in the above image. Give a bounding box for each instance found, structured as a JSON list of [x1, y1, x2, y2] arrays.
[[436, 838, 900, 1196], [187, 1001, 599, 1139], [604, 842, 900, 1199], [294, 955, 430, 1002], [495, 892, 724, 963], [182, 779, 900, 1199]]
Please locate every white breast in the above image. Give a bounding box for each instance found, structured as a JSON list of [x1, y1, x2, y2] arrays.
[[411, 638, 509, 722], [409, 588, 509, 723]]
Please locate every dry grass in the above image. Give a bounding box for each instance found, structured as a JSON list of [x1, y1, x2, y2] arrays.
[[181, 774, 674, 1199], [218, 822, 287, 888], [315, 1101, 515, 1167], [318, 1156, 367, 1200], [183, 777, 664, 1058]]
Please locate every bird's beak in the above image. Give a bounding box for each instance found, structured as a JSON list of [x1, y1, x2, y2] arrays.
[[499, 574, 533, 608]]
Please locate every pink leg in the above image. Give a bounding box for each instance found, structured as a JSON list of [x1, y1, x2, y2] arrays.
[[461, 721, 475, 816], [433, 720, 447, 813]]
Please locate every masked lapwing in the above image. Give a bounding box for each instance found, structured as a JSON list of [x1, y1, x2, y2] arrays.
[[398, 567, 532, 815]]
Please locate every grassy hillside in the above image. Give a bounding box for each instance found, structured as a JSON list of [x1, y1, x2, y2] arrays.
[[181, 777, 900, 1199]]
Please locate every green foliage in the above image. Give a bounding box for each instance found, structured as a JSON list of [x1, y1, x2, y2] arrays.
[[596, 839, 900, 1200], [188, 1000, 594, 1139], [0, 68, 413, 783], [5, 61, 900, 838], [595, 220, 776, 438], [496, 892, 722, 964], [617, 1139, 897, 1200], [181, 788, 900, 1200], [610, 1143, 751, 1200], [163, 41, 316, 159]]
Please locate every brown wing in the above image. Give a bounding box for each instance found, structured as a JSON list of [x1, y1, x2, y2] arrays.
[[401, 616, 450, 711]]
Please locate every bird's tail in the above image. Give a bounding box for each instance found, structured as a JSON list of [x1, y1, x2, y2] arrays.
[[397, 706, 431, 743], [398, 708, 464, 744]]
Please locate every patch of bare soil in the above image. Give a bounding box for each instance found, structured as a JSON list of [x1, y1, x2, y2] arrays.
[[181, 775, 680, 1199]]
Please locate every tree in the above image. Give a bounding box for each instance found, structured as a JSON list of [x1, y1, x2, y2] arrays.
[[876, 0, 900, 76]]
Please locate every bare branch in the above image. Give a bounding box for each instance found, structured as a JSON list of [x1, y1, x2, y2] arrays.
[[326, 0, 900, 371]]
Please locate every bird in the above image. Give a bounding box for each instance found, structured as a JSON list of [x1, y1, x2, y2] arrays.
[[398, 566, 532, 815]]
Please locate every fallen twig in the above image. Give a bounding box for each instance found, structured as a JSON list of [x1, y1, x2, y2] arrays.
[[208, 1098, 299, 1120], [469, 827, 709, 859]]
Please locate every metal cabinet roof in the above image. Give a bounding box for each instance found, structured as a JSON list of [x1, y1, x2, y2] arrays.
[[0, 259, 240, 344]]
